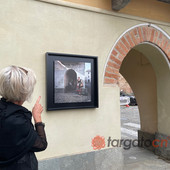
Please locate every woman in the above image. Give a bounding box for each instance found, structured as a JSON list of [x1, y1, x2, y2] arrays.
[[77, 77, 83, 95], [0, 66, 47, 170]]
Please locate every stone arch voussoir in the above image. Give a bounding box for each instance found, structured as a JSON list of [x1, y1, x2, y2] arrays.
[[104, 25, 170, 85]]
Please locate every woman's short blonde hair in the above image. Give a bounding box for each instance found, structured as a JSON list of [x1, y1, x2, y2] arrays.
[[0, 66, 36, 102]]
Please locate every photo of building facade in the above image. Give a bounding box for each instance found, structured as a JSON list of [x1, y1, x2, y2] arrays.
[[54, 60, 91, 103]]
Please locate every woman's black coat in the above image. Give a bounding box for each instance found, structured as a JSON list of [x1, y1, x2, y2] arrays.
[[0, 98, 47, 170]]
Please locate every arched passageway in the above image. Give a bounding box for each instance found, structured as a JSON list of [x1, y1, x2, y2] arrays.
[[104, 24, 170, 159]]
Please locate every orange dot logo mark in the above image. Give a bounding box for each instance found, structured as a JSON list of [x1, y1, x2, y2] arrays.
[[91, 135, 105, 150]]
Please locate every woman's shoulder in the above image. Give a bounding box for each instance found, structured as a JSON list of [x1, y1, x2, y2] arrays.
[[0, 99, 33, 135], [0, 98, 32, 120]]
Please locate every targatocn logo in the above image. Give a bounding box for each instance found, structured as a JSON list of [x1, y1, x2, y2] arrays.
[[91, 136, 170, 150], [91, 135, 105, 150]]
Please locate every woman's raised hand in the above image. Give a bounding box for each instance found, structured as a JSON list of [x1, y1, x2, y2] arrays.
[[32, 96, 43, 123]]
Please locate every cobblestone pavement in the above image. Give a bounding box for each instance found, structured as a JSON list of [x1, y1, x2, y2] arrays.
[[121, 106, 170, 170], [55, 92, 91, 103]]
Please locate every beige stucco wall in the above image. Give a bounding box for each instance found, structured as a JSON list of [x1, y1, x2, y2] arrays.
[[0, 0, 170, 160]]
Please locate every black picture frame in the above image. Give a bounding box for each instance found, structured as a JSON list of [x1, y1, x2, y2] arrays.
[[46, 53, 98, 111]]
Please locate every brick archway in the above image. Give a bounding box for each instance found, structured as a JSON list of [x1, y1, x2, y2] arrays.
[[104, 24, 170, 85]]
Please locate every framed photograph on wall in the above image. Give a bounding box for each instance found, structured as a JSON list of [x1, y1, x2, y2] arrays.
[[46, 53, 98, 111]]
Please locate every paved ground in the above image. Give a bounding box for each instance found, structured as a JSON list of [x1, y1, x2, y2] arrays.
[[55, 92, 91, 103], [121, 106, 170, 170], [121, 106, 140, 140], [54, 89, 91, 103]]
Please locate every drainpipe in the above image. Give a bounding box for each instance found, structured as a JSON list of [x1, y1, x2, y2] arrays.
[[112, 0, 131, 11]]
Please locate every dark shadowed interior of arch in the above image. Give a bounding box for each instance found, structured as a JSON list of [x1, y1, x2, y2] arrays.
[[64, 69, 77, 92]]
